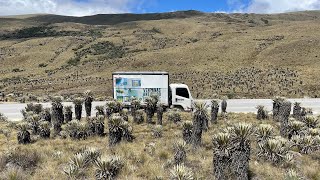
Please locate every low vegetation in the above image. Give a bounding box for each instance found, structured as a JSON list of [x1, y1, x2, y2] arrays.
[[0, 92, 319, 179]]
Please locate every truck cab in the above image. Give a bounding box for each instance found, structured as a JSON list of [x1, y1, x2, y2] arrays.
[[169, 84, 193, 111]]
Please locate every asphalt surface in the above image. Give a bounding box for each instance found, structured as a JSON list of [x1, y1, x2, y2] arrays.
[[0, 98, 319, 121]]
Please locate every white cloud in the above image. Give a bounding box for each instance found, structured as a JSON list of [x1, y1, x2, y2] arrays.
[[246, 0, 320, 13], [0, 0, 143, 16]]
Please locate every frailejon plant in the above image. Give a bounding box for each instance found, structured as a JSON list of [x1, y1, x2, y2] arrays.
[[302, 115, 319, 128], [71, 152, 90, 169], [25, 103, 43, 114], [26, 114, 41, 135], [145, 95, 158, 124], [73, 97, 84, 120], [121, 121, 134, 142], [134, 109, 144, 124], [84, 90, 94, 117], [287, 119, 306, 139], [0, 112, 8, 122], [41, 108, 51, 122], [108, 114, 124, 146], [152, 125, 163, 138], [212, 132, 232, 180], [272, 97, 291, 136], [257, 136, 292, 164], [65, 120, 88, 140], [17, 122, 31, 144], [106, 100, 123, 118], [212, 123, 254, 180], [221, 98, 227, 114], [76, 122, 89, 140], [293, 102, 302, 120], [65, 120, 80, 139], [229, 123, 253, 180], [95, 105, 105, 117], [173, 140, 187, 165], [39, 121, 51, 139], [182, 121, 193, 144], [157, 103, 164, 125], [272, 96, 285, 122], [255, 124, 275, 143], [256, 105, 268, 120], [95, 115, 105, 136], [94, 155, 124, 180], [130, 97, 140, 119], [120, 108, 129, 122], [291, 135, 320, 154], [308, 128, 320, 136], [64, 105, 73, 123], [169, 164, 194, 180], [51, 96, 64, 135], [83, 147, 101, 164], [284, 169, 301, 180], [63, 163, 80, 179], [87, 117, 96, 135], [211, 100, 219, 124], [192, 102, 209, 148]]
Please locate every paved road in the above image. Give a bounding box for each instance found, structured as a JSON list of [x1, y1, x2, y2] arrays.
[[0, 98, 319, 121]]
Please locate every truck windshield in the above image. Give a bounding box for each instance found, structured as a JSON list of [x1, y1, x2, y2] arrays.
[[176, 88, 189, 98]]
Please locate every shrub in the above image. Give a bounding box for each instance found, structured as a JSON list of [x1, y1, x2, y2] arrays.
[[0, 148, 41, 170], [152, 125, 163, 138], [12, 68, 24, 72], [167, 108, 182, 123], [0, 166, 29, 180], [65, 120, 89, 140], [0, 112, 8, 122]]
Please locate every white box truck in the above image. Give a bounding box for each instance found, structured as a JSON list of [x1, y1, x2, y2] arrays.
[[112, 71, 193, 111]]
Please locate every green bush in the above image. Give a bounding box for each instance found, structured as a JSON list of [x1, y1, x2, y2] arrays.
[[38, 63, 48, 68], [67, 56, 81, 66]]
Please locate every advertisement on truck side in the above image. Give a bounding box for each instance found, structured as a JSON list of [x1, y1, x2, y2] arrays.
[[113, 74, 169, 105]]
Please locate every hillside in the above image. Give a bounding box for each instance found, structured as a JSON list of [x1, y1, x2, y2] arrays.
[[1, 10, 320, 100]]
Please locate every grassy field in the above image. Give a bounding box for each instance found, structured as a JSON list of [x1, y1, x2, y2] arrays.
[[0, 110, 319, 180], [0, 11, 320, 100]]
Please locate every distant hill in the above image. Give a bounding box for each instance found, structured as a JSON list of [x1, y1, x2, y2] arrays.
[[27, 10, 204, 25], [0, 10, 320, 99]]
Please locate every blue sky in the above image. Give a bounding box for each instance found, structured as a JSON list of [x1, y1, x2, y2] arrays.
[[0, 0, 320, 16], [128, 0, 251, 13]]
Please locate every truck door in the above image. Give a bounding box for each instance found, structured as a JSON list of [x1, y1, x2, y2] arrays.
[[174, 87, 193, 111]]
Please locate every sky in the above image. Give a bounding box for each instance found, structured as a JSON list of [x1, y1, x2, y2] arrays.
[[0, 0, 320, 16]]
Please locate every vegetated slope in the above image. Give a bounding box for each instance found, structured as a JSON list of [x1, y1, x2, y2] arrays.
[[0, 10, 320, 99]]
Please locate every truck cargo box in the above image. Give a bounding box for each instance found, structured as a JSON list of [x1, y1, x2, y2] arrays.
[[112, 71, 169, 106]]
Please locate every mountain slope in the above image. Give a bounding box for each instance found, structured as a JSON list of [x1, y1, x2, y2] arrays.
[[0, 10, 320, 99]]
